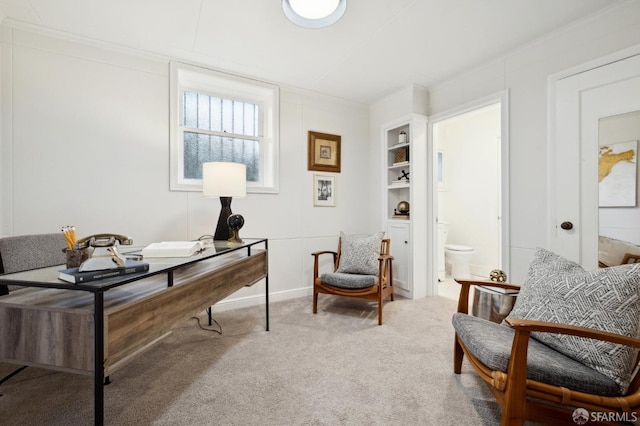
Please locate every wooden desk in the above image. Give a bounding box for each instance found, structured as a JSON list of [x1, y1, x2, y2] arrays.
[[0, 238, 268, 425]]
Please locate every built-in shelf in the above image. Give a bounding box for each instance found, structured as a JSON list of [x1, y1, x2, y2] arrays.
[[381, 114, 428, 299]]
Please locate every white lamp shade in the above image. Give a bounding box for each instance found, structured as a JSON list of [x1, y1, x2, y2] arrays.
[[202, 162, 247, 198]]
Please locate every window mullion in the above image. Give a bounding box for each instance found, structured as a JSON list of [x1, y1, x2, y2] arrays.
[[181, 126, 260, 142]]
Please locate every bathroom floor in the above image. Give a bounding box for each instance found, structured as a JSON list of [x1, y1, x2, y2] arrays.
[[437, 277, 460, 300], [437, 276, 481, 301]]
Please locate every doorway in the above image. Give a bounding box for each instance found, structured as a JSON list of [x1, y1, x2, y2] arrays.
[[428, 93, 509, 299]]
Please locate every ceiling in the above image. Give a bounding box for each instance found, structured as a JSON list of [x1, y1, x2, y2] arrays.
[[0, 0, 625, 104]]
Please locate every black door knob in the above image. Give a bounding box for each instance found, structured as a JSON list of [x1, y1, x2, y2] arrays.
[[560, 221, 573, 230]]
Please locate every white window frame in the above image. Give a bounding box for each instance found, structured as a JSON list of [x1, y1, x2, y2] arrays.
[[170, 62, 279, 193]]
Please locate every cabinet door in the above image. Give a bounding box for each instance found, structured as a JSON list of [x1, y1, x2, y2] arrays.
[[387, 222, 410, 292]]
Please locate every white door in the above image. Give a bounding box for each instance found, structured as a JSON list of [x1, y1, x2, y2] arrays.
[[551, 50, 640, 266]]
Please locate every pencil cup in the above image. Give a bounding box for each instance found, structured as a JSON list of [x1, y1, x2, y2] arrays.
[[64, 247, 92, 269]]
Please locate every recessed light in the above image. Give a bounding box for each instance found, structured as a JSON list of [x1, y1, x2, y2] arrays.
[[282, 0, 347, 29]]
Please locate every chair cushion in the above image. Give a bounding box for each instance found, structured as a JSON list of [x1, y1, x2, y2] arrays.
[[453, 313, 621, 396], [336, 231, 384, 275], [320, 272, 378, 289], [0, 233, 67, 274], [506, 248, 640, 394], [0, 233, 67, 293]]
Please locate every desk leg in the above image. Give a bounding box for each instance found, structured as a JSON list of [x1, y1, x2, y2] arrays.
[[94, 292, 105, 426], [265, 240, 269, 331], [265, 274, 270, 331]]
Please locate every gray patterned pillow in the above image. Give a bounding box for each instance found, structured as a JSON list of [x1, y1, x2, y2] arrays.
[[336, 231, 384, 275], [507, 248, 640, 393]]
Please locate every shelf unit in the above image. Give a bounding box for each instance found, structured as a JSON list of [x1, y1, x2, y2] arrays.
[[381, 114, 428, 299], [386, 134, 411, 220]]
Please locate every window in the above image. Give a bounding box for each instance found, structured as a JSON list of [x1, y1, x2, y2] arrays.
[[170, 62, 279, 193]]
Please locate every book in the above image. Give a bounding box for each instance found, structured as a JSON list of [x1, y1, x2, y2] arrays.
[[141, 241, 204, 258], [58, 260, 149, 284]]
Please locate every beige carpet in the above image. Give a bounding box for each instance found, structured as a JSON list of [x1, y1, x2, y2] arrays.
[[0, 295, 506, 425]]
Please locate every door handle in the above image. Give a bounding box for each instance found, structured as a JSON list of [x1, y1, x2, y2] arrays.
[[560, 221, 573, 230]]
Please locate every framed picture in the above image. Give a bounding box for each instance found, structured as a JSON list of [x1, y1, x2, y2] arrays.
[[313, 174, 336, 207], [308, 131, 341, 173], [599, 140, 638, 207]]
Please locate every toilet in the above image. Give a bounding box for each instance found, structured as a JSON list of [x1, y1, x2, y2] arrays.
[[445, 244, 475, 278]]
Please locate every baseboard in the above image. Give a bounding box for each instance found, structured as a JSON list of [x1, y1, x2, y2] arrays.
[[470, 264, 493, 279], [210, 287, 312, 313]]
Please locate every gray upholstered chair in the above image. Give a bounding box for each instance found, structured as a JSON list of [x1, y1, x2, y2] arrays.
[[0, 233, 67, 295], [452, 248, 640, 425], [312, 232, 394, 325]]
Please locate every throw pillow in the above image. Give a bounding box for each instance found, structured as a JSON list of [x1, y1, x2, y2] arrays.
[[507, 248, 585, 320], [336, 231, 384, 275], [507, 248, 640, 394]]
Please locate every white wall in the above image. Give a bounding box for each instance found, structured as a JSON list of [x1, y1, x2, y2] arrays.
[[428, 1, 640, 282], [598, 110, 640, 245], [4, 2, 640, 300], [437, 103, 501, 276], [0, 26, 374, 310]]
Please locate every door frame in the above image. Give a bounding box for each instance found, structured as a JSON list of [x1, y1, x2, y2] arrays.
[[427, 90, 510, 295], [548, 43, 640, 266]]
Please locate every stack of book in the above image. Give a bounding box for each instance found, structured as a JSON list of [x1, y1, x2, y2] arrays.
[[59, 260, 149, 284]]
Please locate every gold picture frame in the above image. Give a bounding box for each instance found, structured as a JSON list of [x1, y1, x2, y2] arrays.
[[308, 131, 341, 173]]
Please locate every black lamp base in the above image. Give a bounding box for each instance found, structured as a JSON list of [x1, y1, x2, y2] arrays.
[[214, 197, 233, 240]]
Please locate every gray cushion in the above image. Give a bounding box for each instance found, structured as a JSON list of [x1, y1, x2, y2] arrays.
[[320, 272, 378, 289], [0, 233, 67, 273], [336, 231, 384, 275], [453, 313, 621, 396], [506, 248, 640, 394], [0, 233, 67, 293]]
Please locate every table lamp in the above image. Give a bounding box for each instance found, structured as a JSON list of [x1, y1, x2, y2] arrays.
[[203, 162, 247, 241]]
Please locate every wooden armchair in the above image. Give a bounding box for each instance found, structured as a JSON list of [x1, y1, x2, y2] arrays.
[[312, 235, 394, 325], [453, 276, 640, 425]]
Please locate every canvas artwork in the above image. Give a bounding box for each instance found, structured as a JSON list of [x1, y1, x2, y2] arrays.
[[599, 140, 638, 207]]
